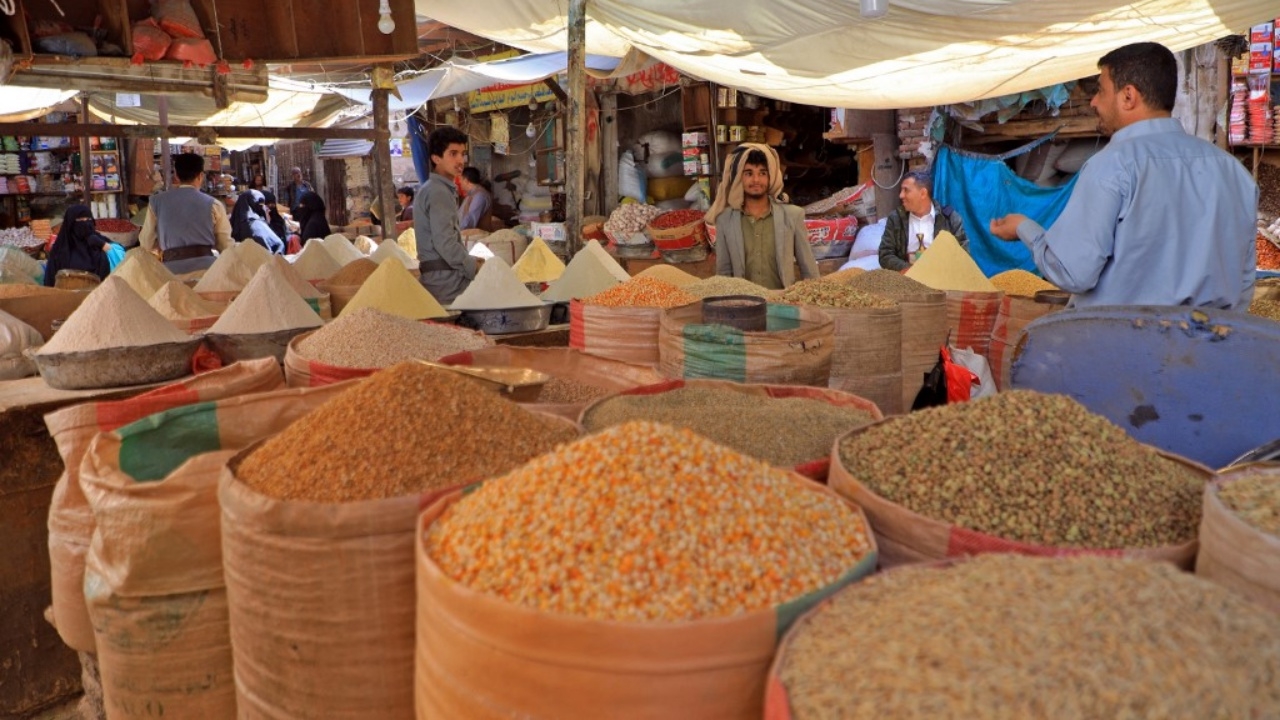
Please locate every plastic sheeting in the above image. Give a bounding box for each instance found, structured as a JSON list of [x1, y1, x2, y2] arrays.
[[0, 86, 78, 122], [932, 143, 1078, 278], [418, 0, 1276, 109]]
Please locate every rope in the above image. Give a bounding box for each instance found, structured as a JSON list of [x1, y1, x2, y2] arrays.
[[944, 129, 1061, 162]]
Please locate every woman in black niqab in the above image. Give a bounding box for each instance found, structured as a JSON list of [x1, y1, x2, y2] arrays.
[[44, 204, 110, 287]]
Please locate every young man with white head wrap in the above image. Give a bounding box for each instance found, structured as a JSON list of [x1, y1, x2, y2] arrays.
[[706, 143, 819, 290]]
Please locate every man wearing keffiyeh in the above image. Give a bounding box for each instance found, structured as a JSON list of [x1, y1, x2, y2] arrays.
[[705, 143, 818, 290]]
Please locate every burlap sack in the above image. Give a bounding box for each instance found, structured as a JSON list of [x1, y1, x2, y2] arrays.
[[45, 358, 283, 653], [81, 381, 348, 719], [897, 291, 948, 411], [988, 294, 1060, 390], [823, 305, 902, 415], [944, 289, 1002, 362], [658, 303, 834, 387], [1196, 465, 1280, 613], [415, 481, 878, 719], [829, 421, 1209, 570], [220, 412, 580, 720], [569, 299, 669, 366]]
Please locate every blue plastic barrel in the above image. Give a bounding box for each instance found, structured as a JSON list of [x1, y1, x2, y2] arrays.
[[1011, 306, 1280, 469]]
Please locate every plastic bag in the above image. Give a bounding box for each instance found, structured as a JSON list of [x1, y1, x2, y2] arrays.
[[0, 308, 41, 379], [165, 37, 216, 65], [34, 32, 97, 57], [153, 0, 205, 38], [130, 18, 171, 61], [949, 345, 996, 400]]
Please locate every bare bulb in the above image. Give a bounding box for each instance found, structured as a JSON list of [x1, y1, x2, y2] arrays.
[[377, 13, 395, 34], [526, 124, 536, 138], [528, 99, 538, 111]]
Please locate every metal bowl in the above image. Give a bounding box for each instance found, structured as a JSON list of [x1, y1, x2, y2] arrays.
[[28, 337, 203, 390], [613, 242, 656, 259], [427, 310, 464, 326], [454, 303, 552, 335], [205, 327, 315, 364]]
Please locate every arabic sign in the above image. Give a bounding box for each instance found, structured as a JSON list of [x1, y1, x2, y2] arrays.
[[467, 50, 558, 113]]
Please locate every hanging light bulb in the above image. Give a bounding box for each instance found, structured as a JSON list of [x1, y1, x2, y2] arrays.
[[859, 0, 887, 19], [526, 123, 536, 138], [377, 0, 396, 34], [528, 98, 538, 111], [528, 154, 537, 168]]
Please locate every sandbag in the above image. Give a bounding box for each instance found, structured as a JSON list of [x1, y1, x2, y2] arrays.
[[988, 294, 1060, 390], [944, 289, 1002, 363], [569, 299, 670, 366], [658, 303, 834, 387], [0, 308, 42, 380], [822, 305, 902, 416], [220, 409, 578, 720], [579, 378, 883, 482], [45, 358, 283, 653], [81, 381, 345, 719], [897, 290, 948, 412], [153, 0, 204, 38], [438, 345, 666, 420], [414, 481, 878, 720], [130, 18, 171, 61], [1197, 465, 1280, 613], [828, 422, 1208, 570]]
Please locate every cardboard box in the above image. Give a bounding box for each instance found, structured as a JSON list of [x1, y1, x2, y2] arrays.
[[681, 132, 709, 147], [825, 109, 896, 142], [530, 222, 567, 243], [1250, 42, 1273, 72], [1251, 22, 1274, 43]]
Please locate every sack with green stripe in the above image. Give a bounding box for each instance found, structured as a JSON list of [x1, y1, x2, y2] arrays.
[[80, 381, 350, 720], [658, 303, 834, 386], [46, 357, 283, 653]]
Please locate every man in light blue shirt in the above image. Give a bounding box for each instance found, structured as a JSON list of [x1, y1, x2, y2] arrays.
[[991, 42, 1256, 310]]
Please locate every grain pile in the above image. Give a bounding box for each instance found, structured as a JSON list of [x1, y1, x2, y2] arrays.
[[822, 267, 866, 283], [38, 276, 188, 353], [340, 259, 449, 320], [319, 234, 365, 265], [635, 264, 698, 288], [581, 276, 697, 308], [1250, 298, 1280, 321], [450, 256, 544, 310], [512, 237, 566, 284], [904, 232, 997, 292], [236, 362, 576, 502], [685, 276, 774, 299], [209, 262, 322, 335], [537, 376, 612, 404], [327, 258, 379, 287], [424, 421, 873, 621], [370, 238, 417, 271], [776, 554, 1280, 720], [194, 243, 260, 294], [0, 284, 61, 299], [113, 248, 177, 299], [779, 279, 897, 309], [990, 269, 1057, 297], [1218, 473, 1280, 535], [293, 240, 343, 281], [297, 308, 491, 367], [847, 269, 938, 299], [235, 239, 273, 274], [147, 280, 223, 320], [584, 387, 876, 467], [838, 390, 1205, 548], [272, 256, 322, 300], [583, 239, 632, 281], [540, 248, 623, 302], [1258, 234, 1280, 270]]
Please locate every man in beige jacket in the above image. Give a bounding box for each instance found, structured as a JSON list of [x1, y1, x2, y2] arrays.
[[708, 143, 818, 289]]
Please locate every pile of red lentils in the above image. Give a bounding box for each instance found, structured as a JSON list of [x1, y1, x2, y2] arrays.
[[581, 276, 697, 308], [425, 421, 873, 622]]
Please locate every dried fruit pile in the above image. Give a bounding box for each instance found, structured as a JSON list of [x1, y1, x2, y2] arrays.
[[777, 554, 1280, 719], [1258, 233, 1280, 270], [425, 421, 873, 621], [94, 218, 139, 233], [837, 390, 1205, 548], [648, 209, 705, 230]]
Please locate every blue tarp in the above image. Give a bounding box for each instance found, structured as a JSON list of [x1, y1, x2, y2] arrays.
[[408, 115, 429, 184], [933, 143, 1080, 278]]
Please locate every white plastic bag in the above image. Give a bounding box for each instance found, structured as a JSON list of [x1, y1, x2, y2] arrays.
[[949, 345, 996, 399], [618, 151, 647, 203], [0, 308, 42, 379]]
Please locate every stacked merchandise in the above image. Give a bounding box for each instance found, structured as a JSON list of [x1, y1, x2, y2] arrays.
[[1229, 80, 1248, 145], [1247, 74, 1274, 145]]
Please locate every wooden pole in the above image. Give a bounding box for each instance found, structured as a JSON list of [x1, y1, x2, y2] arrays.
[[565, 0, 587, 258], [79, 94, 92, 207], [601, 91, 619, 217], [158, 97, 171, 191], [371, 66, 398, 241]]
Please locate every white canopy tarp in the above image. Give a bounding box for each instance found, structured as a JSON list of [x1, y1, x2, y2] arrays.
[[0, 86, 78, 122], [416, 0, 1276, 109]]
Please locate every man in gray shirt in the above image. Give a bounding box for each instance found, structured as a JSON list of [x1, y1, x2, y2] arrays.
[[414, 126, 476, 304]]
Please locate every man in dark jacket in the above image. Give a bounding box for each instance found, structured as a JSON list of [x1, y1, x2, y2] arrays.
[[878, 169, 968, 271]]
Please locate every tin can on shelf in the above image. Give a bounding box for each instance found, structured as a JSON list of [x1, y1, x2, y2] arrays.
[[715, 125, 727, 143], [729, 125, 746, 142]]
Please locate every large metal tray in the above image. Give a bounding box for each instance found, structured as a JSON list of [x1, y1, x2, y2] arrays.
[[454, 303, 552, 335], [205, 327, 313, 364], [28, 337, 202, 390]]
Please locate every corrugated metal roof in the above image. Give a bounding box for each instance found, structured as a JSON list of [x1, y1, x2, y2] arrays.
[[318, 139, 374, 157]]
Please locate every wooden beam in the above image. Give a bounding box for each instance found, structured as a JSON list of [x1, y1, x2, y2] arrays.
[[967, 115, 1098, 139], [601, 91, 619, 216], [0, 123, 385, 141], [542, 77, 569, 105], [371, 65, 399, 241], [565, 0, 587, 258]]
